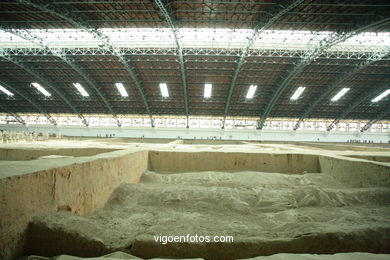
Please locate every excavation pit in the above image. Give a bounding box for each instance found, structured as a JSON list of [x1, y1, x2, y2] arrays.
[[25, 170, 390, 260], [0, 142, 389, 260]]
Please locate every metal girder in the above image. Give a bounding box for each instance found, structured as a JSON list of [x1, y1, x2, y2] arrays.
[[0, 79, 57, 125], [154, 0, 189, 127], [1, 46, 388, 61], [1, 27, 121, 126], [257, 16, 390, 130], [0, 103, 26, 125], [221, 0, 305, 128], [18, 0, 154, 126], [293, 48, 390, 131], [2, 56, 88, 126], [360, 103, 390, 132], [326, 85, 390, 132]]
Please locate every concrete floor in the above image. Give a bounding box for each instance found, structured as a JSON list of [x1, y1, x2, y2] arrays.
[[0, 138, 389, 260]]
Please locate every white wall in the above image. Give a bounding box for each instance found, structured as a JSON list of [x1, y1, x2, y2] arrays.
[[1, 124, 389, 143]]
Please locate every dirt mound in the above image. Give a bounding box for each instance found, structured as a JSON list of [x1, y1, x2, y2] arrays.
[[25, 171, 390, 259]]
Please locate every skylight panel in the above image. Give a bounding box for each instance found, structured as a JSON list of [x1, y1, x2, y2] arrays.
[[371, 89, 390, 102], [159, 83, 169, 98], [0, 85, 14, 96], [1, 29, 389, 52], [290, 86, 305, 100], [31, 82, 51, 96], [73, 83, 89, 97], [0, 28, 390, 52], [246, 85, 257, 99], [331, 88, 350, 102], [204, 83, 212, 98], [115, 83, 128, 97]]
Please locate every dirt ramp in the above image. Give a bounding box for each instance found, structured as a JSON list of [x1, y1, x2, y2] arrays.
[[131, 229, 390, 260], [26, 213, 112, 257], [25, 219, 390, 260]]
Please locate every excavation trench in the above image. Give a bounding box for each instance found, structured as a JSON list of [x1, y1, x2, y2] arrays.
[[0, 149, 389, 260]]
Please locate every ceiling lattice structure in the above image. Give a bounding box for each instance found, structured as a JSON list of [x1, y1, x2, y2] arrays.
[[0, 0, 389, 130]]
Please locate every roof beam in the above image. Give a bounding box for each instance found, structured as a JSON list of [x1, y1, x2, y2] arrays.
[[154, 0, 189, 127], [293, 48, 390, 130], [222, 0, 305, 128], [0, 103, 26, 125], [360, 103, 390, 132], [0, 27, 120, 126], [257, 16, 390, 129], [18, 0, 154, 126], [0, 79, 57, 125], [327, 83, 390, 132], [2, 56, 88, 126]]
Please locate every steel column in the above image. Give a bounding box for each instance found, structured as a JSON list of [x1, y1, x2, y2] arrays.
[[361, 103, 390, 132], [0, 104, 26, 125], [327, 83, 390, 132]]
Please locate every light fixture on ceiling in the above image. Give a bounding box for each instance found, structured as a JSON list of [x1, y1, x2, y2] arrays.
[[246, 85, 257, 99], [0, 85, 14, 96], [31, 82, 51, 97], [331, 88, 350, 102], [159, 83, 169, 98], [290, 86, 305, 100], [115, 83, 128, 97], [371, 89, 390, 103], [73, 83, 89, 97], [204, 83, 212, 98]]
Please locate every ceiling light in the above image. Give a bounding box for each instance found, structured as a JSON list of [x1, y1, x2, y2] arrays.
[[115, 83, 128, 97], [331, 88, 350, 102], [246, 85, 257, 99], [0, 85, 14, 96], [73, 83, 89, 97], [204, 83, 212, 98], [290, 86, 305, 100], [159, 83, 169, 97], [371, 89, 390, 102], [31, 82, 51, 96]]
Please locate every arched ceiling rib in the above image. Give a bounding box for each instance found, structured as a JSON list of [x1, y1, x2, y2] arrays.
[[361, 103, 390, 132], [327, 85, 388, 132], [2, 56, 88, 125], [1, 27, 121, 126], [257, 16, 390, 129], [0, 79, 56, 125], [154, 0, 189, 127], [0, 1, 388, 130], [0, 103, 25, 125], [18, 0, 154, 126], [221, 0, 306, 128], [294, 47, 390, 130]]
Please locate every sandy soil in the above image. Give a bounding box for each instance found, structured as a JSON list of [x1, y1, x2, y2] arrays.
[[25, 251, 390, 260], [25, 170, 390, 259]]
